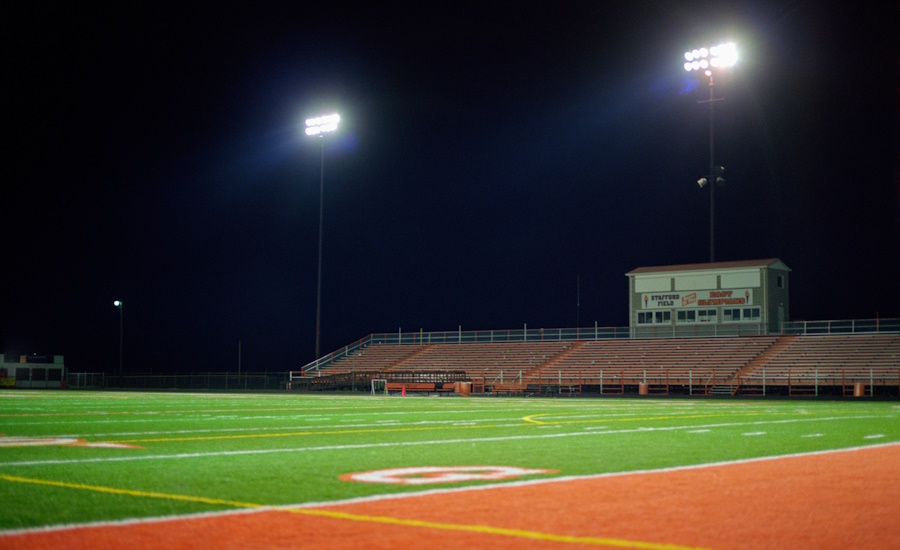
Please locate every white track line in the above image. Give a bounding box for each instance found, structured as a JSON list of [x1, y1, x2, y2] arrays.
[[2, 441, 897, 538]]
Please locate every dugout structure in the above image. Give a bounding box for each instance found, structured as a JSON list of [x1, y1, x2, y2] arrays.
[[627, 259, 790, 338]]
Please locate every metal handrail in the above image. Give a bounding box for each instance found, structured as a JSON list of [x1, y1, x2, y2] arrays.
[[300, 317, 899, 373]]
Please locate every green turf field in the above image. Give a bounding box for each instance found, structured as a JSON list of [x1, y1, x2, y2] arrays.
[[1, 391, 897, 532]]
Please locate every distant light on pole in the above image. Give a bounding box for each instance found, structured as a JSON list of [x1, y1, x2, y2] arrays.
[[684, 42, 737, 75], [305, 114, 341, 136], [305, 112, 340, 363], [682, 41, 737, 262], [113, 300, 123, 377]]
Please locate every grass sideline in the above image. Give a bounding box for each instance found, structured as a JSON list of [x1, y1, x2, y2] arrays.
[[0, 391, 898, 532]]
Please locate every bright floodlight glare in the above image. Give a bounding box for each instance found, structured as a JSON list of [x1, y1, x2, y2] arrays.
[[683, 42, 737, 71], [305, 113, 341, 136], [114, 300, 122, 307], [716, 42, 738, 67]]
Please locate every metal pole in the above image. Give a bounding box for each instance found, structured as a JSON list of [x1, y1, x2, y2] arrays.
[[576, 275, 581, 328], [118, 304, 124, 377], [315, 141, 325, 360], [708, 75, 715, 262]]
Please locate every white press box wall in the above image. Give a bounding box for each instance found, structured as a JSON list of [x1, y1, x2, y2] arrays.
[[626, 259, 790, 337]]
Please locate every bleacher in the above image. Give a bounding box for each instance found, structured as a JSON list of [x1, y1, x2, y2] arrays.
[[398, 342, 572, 382], [306, 332, 899, 397], [533, 337, 779, 387], [323, 344, 428, 374], [744, 333, 900, 394]]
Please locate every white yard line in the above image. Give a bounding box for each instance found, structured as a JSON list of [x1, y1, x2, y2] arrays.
[[0, 414, 889, 468]]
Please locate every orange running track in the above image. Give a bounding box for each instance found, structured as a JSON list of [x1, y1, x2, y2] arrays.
[[4, 444, 898, 549]]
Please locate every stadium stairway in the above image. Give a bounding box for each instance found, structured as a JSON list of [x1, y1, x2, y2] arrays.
[[723, 335, 795, 389]]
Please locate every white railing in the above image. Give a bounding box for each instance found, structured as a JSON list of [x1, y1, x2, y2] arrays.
[[300, 317, 899, 374], [781, 318, 900, 335]]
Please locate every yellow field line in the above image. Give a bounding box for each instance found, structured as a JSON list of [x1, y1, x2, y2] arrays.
[[522, 411, 763, 426], [0, 474, 262, 509], [123, 411, 773, 443], [290, 508, 707, 549], [118, 423, 504, 444], [0, 473, 705, 549]]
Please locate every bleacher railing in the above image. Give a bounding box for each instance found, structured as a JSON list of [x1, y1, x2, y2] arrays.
[[300, 317, 899, 374], [781, 318, 900, 335]]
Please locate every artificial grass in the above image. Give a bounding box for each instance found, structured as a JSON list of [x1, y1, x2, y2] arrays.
[[1, 391, 897, 530]]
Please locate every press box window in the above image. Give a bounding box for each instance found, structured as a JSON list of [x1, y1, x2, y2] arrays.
[[677, 310, 697, 324], [638, 311, 671, 325], [723, 308, 741, 322], [724, 307, 761, 322], [697, 309, 717, 323]]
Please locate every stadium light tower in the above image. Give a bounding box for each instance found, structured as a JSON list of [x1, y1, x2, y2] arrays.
[[684, 42, 737, 262], [305, 113, 340, 361], [113, 300, 124, 376]]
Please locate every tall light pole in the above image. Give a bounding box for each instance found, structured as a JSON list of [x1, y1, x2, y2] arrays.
[[113, 300, 123, 376], [305, 113, 340, 360], [684, 42, 737, 262]]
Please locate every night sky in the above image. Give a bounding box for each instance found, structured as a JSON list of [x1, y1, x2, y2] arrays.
[[5, 2, 898, 374]]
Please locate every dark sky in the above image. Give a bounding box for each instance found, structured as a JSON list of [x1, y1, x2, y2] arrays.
[[5, 1, 898, 373]]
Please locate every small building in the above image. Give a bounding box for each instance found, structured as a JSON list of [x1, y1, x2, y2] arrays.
[[0, 355, 66, 388], [626, 259, 790, 338]]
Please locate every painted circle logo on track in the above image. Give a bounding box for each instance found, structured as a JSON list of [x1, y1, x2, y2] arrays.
[[340, 466, 558, 485]]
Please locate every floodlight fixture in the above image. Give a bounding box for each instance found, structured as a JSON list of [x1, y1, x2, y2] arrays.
[[305, 114, 341, 136], [683, 42, 737, 72]]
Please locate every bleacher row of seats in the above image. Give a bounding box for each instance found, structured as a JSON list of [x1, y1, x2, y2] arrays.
[[319, 334, 900, 387], [744, 334, 900, 384]]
